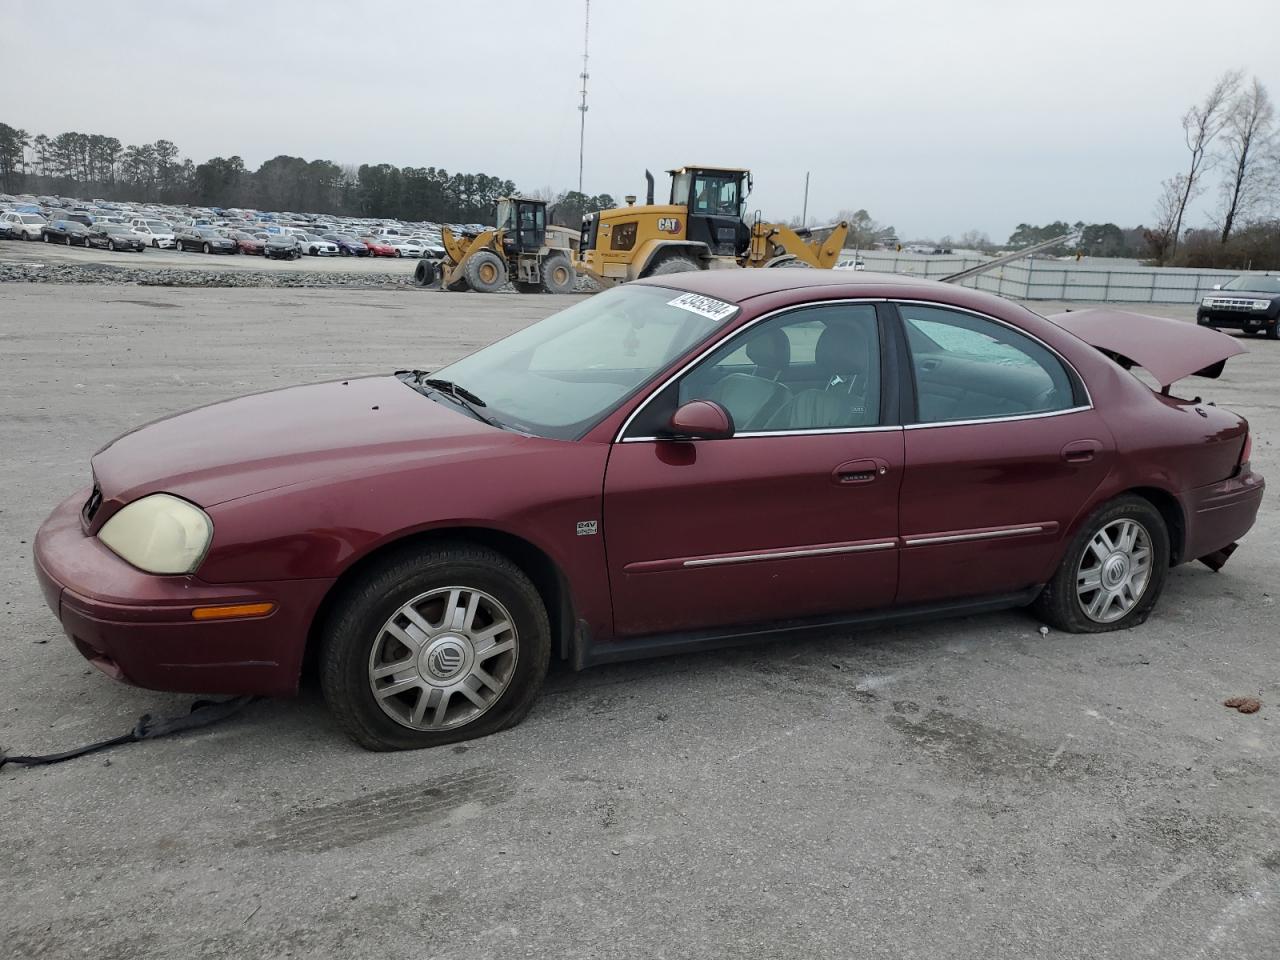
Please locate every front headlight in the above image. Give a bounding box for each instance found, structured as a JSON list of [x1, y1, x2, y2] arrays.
[[1201, 297, 1214, 307], [1251, 300, 1270, 311], [98, 493, 213, 574]]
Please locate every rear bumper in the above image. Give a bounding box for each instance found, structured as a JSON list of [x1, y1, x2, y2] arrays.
[[1182, 466, 1265, 561], [33, 490, 332, 697]]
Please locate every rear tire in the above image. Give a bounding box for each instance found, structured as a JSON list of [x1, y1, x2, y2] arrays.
[[646, 253, 700, 276], [463, 249, 508, 293], [319, 542, 550, 751], [1031, 494, 1170, 633], [540, 253, 575, 294]]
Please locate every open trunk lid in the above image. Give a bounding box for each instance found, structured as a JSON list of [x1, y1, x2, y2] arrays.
[[1046, 308, 1247, 389]]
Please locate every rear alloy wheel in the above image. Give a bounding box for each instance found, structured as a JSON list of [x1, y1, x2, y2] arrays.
[[540, 253, 575, 294], [1032, 495, 1169, 633], [464, 249, 508, 293], [320, 542, 550, 750]]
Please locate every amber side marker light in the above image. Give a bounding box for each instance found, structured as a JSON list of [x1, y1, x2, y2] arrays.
[[191, 602, 277, 621]]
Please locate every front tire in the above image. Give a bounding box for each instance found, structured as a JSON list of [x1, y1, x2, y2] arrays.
[[646, 253, 700, 277], [1267, 320, 1279, 341], [1032, 494, 1169, 633], [540, 253, 576, 294], [464, 249, 508, 293], [319, 542, 550, 750]]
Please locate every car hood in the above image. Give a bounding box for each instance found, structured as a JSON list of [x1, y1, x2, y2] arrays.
[[91, 376, 522, 509], [1046, 308, 1247, 388], [1206, 288, 1280, 300]]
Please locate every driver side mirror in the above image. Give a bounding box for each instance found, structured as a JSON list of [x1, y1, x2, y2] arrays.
[[666, 400, 735, 440]]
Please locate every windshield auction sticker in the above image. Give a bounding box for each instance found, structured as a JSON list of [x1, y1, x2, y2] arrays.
[[667, 292, 737, 322]]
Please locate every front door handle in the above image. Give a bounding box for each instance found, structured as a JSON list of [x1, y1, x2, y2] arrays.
[[1061, 439, 1103, 463], [832, 458, 888, 485]]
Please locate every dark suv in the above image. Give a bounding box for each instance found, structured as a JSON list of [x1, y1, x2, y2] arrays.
[[1198, 275, 1280, 339]]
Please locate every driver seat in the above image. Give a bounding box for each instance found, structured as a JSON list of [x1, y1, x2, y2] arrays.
[[706, 328, 792, 430], [768, 322, 876, 429]]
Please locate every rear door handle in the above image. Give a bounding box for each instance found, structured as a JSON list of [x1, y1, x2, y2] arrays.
[[832, 458, 888, 485], [1061, 439, 1103, 463]]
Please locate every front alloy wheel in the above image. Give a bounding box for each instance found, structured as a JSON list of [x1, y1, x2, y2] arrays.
[[368, 587, 518, 731], [320, 541, 550, 750]]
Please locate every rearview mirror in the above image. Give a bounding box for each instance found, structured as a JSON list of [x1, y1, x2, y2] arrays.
[[1212, 284, 1222, 290], [666, 400, 735, 440]]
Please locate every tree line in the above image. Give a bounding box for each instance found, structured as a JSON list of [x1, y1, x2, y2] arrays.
[[0, 123, 591, 224]]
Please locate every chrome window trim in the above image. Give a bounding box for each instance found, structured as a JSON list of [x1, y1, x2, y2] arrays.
[[613, 297, 889, 443], [901, 406, 1092, 430], [622, 424, 900, 443], [903, 525, 1046, 547], [683, 540, 896, 567], [894, 298, 1095, 413]]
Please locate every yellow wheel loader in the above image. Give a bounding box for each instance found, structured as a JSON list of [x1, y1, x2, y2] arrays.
[[577, 166, 849, 286], [414, 197, 576, 294]]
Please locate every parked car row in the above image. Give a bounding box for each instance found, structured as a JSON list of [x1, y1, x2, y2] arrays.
[[0, 191, 458, 263]]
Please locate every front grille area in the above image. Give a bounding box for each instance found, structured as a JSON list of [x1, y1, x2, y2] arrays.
[[1205, 298, 1259, 312]]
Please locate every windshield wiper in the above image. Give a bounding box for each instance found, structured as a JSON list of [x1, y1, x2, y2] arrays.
[[403, 373, 505, 429], [421, 377, 487, 408]]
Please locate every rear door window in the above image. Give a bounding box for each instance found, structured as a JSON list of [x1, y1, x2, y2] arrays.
[[897, 304, 1075, 424]]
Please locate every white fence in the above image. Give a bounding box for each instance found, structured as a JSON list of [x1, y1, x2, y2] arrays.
[[847, 250, 1244, 304]]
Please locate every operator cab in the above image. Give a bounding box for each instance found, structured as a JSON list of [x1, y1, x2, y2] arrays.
[[497, 197, 546, 254], [669, 166, 753, 257]]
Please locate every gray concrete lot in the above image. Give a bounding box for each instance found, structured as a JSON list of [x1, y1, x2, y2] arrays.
[[1, 284, 1277, 959]]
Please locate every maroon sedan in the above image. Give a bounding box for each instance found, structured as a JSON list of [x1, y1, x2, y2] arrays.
[[33, 272, 1264, 750]]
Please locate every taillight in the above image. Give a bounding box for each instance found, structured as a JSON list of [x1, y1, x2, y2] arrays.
[[1240, 432, 1252, 469]]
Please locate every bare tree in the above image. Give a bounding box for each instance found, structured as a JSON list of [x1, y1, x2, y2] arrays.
[[1170, 70, 1242, 256], [1217, 77, 1275, 242], [1148, 174, 1191, 263]]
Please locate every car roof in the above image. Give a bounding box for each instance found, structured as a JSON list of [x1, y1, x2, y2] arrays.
[[632, 267, 941, 302]]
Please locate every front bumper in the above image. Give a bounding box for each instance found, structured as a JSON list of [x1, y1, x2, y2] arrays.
[[33, 489, 332, 697], [1197, 307, 1277, 331], [1182, 465, 1266, 561]]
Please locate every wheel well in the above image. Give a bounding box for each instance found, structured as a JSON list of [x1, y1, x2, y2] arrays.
[[303, 527, 574, 678], [1128, 486, 1186, 564]]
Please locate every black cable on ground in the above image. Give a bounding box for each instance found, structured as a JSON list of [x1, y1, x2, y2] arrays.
[[0, 696, 259, 771]]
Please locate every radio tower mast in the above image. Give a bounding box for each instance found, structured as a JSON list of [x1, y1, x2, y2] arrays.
[[577, 0, 590, 195]]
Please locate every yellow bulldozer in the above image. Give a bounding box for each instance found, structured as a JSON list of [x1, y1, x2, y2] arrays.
[[414, 196, 577, 294], [577, 165, 849, 286]]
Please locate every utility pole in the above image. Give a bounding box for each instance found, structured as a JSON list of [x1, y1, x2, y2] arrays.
[[578, 0, 590, 196], [801, 171, 810, 225]]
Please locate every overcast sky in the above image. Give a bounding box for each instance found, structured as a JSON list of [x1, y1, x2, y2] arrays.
[[5, 0, 1278, 239]]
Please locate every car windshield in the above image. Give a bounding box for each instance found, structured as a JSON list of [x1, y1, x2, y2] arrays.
[[1222, 275, 1280, 294], [427, 284, 737, 439], [21, 215, 44, 223]]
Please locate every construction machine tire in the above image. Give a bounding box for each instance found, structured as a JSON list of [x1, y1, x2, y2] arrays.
[[647, 254, 701, 276], [540, 254, 576, 294], [464, 250, 508, 293], [414, 258, 439, 287], [513, 281, 543, 294]]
